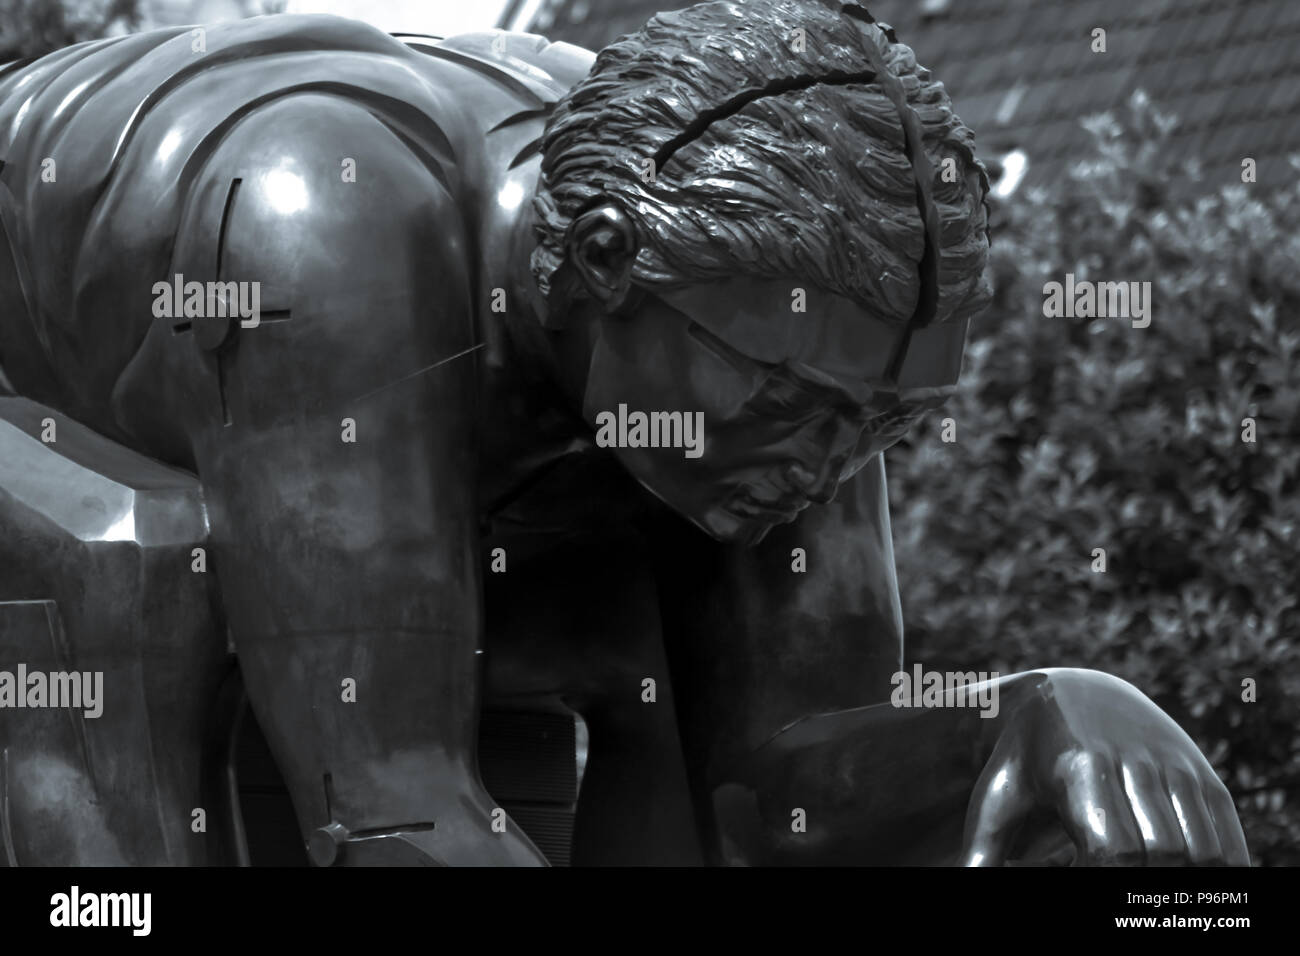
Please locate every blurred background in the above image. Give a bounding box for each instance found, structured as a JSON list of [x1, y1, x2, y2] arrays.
[[3, 0, 1297, 865]]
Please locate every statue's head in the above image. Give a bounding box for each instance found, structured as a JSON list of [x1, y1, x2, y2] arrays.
[[531, 0, 992, 544]]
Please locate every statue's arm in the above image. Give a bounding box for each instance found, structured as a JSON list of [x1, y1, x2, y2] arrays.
[[656, 454, 925, 860], [113, 92, 546, 865], [719, 667, 1248, 866], [655, 457, 1248, 865]]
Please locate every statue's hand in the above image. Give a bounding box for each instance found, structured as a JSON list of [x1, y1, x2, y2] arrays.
[[962, 668, 1250, 866]]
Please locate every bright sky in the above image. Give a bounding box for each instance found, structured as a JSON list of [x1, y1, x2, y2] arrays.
[[284, 0, 511, 37]]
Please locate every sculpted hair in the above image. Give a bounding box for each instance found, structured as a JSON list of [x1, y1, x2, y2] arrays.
[[533, 0, 993, 326]]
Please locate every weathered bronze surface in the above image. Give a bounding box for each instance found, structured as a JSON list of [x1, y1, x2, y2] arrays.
[[0, 1, 1248, 865]]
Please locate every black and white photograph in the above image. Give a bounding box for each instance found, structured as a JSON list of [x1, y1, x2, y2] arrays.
[[0, 0, 1293, 937]]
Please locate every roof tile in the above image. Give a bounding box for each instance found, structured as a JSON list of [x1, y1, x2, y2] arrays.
[[524, 0, 1300, 184]]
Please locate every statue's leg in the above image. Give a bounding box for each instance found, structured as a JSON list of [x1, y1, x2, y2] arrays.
[[0, 397, 235, 865], [481, 523, 704, 865], [112, 95, 545, 865]]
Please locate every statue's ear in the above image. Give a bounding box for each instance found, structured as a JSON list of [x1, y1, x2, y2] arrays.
[[564, 204, 638, 313]]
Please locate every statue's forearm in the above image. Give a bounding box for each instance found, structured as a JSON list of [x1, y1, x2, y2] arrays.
[[716, 672, 1047, 864]]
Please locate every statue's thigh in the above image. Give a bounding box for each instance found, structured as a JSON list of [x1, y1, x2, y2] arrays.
[[482, 528, 705, 864]]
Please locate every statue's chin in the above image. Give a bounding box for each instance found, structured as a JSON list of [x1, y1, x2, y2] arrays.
[[693, 505, 778, 547], [624, 468, 780, 546]]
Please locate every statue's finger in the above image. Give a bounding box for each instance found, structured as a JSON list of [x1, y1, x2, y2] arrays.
[[1203, 777, 1251, 866], [960, 755, 1030, 866], [1121, 758, 1187, 864], [1165, 764, 1223, 864], [1056, 751, 1145, 865]]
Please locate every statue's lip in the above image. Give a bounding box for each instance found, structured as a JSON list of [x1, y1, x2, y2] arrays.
[[728, 488, 808, 521]]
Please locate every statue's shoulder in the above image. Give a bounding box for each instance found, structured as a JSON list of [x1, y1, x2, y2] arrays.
[[0, 17, 453, 164], [397, 31, 596, 107], [0, 20, 596, 172]]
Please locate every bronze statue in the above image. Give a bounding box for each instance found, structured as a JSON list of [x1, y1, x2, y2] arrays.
[[0, 0, 1249, 865]]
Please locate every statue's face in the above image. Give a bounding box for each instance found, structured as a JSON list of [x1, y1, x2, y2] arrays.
[[582, 275, 969, 544]]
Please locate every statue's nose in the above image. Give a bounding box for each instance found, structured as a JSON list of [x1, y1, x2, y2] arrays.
[[786, 414, 862, 504]]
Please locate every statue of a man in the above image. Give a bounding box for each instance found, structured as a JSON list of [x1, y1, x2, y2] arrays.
[[0, 0, 1248, 865]]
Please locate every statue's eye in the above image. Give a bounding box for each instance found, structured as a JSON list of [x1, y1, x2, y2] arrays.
[[687, 321, 762, 376], [839, 396, 950, 475], [746, 365, 838, 422], [866, 396, 947, 440]]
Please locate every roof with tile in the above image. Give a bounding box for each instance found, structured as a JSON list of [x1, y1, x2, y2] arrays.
[[501, 0, 1300, 189]]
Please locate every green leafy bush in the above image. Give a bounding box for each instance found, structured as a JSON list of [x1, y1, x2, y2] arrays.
[[887, 91, 1300, 865], [0, 0, 139, 60]]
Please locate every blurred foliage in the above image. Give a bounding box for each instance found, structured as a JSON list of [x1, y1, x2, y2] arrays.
[[887, 90, 1300, 865], [1, 0, 289, 62], [0, 0, 141, 60]]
